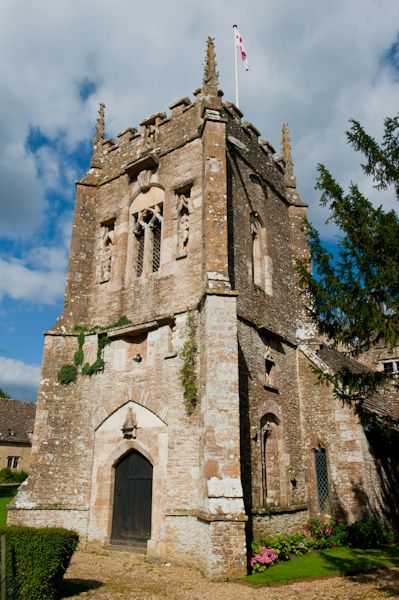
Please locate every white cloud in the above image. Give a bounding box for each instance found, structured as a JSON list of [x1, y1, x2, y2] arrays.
[[0, 257, 66, 305], [0, 0, 398, 245], [0, 356, 40, 402]]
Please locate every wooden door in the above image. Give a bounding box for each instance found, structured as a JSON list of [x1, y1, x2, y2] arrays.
[[111, 450, 153, 543]]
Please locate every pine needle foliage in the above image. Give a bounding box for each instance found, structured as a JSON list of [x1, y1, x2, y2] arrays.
[[297, 115, 399, 421]]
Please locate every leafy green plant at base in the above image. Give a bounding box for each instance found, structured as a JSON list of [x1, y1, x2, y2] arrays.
[[57, 364, 77, 385], [251, 517, 397, 573], [0, 525, 79, 600], [347, 518, 395, 548], [178, 309, 198, 415]]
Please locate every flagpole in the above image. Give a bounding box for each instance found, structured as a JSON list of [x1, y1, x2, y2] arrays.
[[233, 25, 239, 108]]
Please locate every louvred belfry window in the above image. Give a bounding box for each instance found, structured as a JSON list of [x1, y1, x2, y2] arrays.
[[152, 219, 161, 272], [132, 204, 163, 279]]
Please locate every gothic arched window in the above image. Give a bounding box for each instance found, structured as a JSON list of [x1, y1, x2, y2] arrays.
[[314, 443, 330, 513], [131, 204, 163, 279]]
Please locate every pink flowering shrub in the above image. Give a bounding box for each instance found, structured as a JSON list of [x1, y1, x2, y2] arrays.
[[250, 546, 279, 572]]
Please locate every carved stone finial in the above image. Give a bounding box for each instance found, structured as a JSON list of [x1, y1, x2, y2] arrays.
[[122, 407, 138, 439], [94, 103, 105, 146], [202, 37, 221, 107], [91, 103, 105, 169], [281, 123, 296, 189]]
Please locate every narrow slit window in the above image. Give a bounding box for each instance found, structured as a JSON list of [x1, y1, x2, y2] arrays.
[[314, 444, 329, 512], [136, 229, 145, 278], [152, 219, 162, 272]]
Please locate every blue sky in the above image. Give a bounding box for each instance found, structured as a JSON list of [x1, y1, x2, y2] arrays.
[[0, 0, 398, 401]]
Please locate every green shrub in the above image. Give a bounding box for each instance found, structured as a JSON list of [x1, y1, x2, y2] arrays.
[[251, 517, 395, 572], [57, 364, 77, 385], [0, 469, 27, 484], [0, 526, 79, 600], [252, 532, 313, 562], [347, 518, 395, 548]]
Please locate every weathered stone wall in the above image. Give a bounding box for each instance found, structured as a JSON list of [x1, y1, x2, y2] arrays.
[[297, 347, 385, 521]]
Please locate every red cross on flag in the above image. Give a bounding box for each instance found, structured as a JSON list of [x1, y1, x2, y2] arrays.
[[234, 26, 249, 71]]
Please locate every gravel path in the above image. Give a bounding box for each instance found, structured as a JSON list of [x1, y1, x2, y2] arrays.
[[62, 549, 399, 600]]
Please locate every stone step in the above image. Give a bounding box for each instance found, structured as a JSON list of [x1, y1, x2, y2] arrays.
[[105, 541, 147, 557]]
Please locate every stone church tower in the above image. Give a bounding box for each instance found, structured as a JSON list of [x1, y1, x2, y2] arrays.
[[9, 39, 395, 579]]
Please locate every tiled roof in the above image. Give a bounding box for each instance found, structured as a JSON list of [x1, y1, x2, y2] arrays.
[[0, 398, 36, 444], [300, 343, 399, 424]]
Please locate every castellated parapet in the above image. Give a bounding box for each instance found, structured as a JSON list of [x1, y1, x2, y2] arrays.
[[8, 38, 393, 579]]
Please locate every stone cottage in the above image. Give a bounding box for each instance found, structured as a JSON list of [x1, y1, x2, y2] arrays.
[[8, 39, 398, 579], [0, 398, 35, 472]]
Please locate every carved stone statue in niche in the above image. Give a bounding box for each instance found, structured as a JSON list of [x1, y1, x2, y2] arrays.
[[178, 213, 190, 254], [100, 225, 115, 283], [175, 193, 192, 258]]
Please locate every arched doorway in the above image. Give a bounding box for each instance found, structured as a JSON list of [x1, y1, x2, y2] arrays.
[[111, 450, 153, 544]]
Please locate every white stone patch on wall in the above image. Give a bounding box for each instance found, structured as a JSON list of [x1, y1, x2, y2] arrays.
[[207, 476, 243, 498], [342, 451, 363, 463], [112, 347, 126, 371], [340, 429, 358, 441], [208, 497, 244, 515]]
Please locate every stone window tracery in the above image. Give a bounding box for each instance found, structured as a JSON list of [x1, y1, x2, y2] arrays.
[[251, 213, 273, 295], [132, 204, 163, 279]]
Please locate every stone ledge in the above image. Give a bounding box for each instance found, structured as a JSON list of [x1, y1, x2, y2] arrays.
[[252, 504, 308, 516], [196, 511, 248, 523]]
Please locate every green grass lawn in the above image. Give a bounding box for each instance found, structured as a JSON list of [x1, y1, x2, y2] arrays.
[[0, 486, 18, 527], [246, 545, 399, 585]]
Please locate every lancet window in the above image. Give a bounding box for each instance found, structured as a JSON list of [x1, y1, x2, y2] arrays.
[[132, 204, 163, 279], [314, 443, 330, 512]]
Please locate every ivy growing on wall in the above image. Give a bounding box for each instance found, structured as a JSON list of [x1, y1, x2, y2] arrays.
[[81, 335, 111, 376], [57, 316, 132, 385], [178, 309, 198, 415]]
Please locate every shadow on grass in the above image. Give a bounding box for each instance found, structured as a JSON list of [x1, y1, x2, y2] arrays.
[[320, 546, 399, 575], [245, 546, 399, 587], [59, 578, 103, 598]]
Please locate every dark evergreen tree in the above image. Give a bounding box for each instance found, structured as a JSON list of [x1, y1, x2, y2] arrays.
[[0, 387, 11, 398], [298, 115, 399, 423]]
